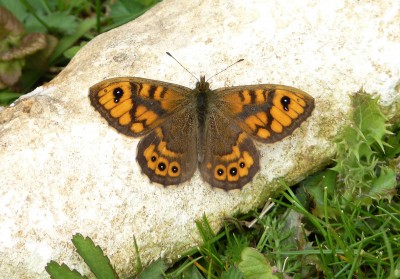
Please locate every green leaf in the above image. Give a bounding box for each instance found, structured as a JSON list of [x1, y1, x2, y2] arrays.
[[72, 234, 118, 279], [238, 247, 277, 279], [133, 235, 143, 274], [105, 0, 160, 31], [221, 266, 244, 279], [48, 17, 96, 64], [110, 0, 145, 16], [0, 0, 27, 22], [226, 232, 250, 264], [332, 91, 396, 203], [370, 167, 397, 200], [45, 261, 87, 279], [353, 91, 389, 150], [63, 44, 85, 59], [195, 214, 216, 240], [24, 12, 48, 33], [110, 0, 160, 19], [394, 257, 400, 278], [0, 91, 23, 105], [385, 129, 400, 158], [42, 11, 78, 35], [181, 265, 205, 279], [299, 170, 339, 218], [138, 258, 167, 279], [0, 59, 24, 88]]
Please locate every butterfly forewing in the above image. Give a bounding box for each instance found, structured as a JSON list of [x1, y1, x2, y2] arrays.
[[215, 84, 314, 143], [89, 77, 193, 137]]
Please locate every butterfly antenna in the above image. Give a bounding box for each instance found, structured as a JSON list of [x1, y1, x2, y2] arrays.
[[166, 52, 199, 82], [206, 58, 244, 82]]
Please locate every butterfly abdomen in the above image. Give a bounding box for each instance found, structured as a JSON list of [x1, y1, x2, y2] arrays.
[[196, 90, 209, 125]]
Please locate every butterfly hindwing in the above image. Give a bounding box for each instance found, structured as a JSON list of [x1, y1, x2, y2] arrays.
[[215, 84, 314, 143], [89, 77, 192, 137], [136, 105, 198, 186], [198, 108, 260, 190]]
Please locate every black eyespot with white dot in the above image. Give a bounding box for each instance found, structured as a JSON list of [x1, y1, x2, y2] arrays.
[[172, 166, 179, 173], [240, 162, 245, 168], [230, 167, 238, 176], [280, 96, 291, 111], [151, 156, 157, 162], [217, 168, 224, 176], [158, 162, 166, 171], [113, 87, 124, 103]]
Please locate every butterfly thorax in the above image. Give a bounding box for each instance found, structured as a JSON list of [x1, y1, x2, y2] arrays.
[[196, 75, 210, 92], [195, 76, 211, 129]]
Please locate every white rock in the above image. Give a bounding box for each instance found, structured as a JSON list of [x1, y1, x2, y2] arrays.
[[1, 0, 399, 277]]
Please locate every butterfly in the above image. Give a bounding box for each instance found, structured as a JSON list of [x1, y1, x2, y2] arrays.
[[89, 72, 314, 191]]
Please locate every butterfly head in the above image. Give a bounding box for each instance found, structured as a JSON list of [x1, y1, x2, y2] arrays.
[[196, 75, 210, 92]]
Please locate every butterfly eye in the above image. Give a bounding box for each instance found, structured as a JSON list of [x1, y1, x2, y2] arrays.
[[113, 87, 124, 103], [280, 96, 291, 111]]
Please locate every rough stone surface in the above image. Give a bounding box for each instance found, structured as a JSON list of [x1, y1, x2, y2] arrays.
[[1, 0, 399, 277]]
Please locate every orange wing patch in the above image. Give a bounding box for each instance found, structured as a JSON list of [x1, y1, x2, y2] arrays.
[[89, 78, 190, 137], [142, 128, 182, 178], [137, 124, 197, 186], [200, 132, 259, 190], [221, 86, 314, 143]]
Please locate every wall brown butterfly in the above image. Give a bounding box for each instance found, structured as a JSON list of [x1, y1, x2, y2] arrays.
[[89, 61, 314, 190]]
